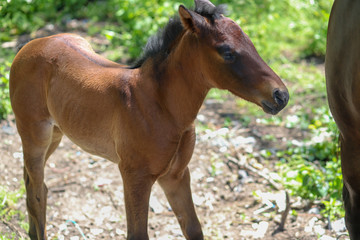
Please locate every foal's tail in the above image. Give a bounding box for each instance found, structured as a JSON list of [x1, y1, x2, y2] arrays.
[[15, 35, 32, 52], [16, 42, 28, 52]]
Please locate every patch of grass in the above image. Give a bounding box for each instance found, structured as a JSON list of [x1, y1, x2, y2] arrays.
[[276, 156, 343, 221], [236, 99, 265, 117], [0, 183, 29, 235], [270, 108, 343, 220], [206, 89, 230, 102], [0, 234, 26, 240]]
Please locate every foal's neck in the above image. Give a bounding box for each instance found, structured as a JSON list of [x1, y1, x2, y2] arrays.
[[163, 35, 211, 129], [139, 35, 210, 131]]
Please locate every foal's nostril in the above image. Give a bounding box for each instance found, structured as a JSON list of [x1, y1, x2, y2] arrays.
[[262, 89, 289, 115], [273, 89, 289, 107]]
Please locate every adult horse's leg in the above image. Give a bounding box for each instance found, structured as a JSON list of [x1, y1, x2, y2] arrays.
[[158, 127, 203, 240], [119, 163, 155, 240], [17, 120, 61, 240], [340, 135, 360, 239]]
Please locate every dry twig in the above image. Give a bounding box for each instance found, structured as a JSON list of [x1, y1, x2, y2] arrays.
[[1, 218, 27, 238], [227, 154, 291, 234]]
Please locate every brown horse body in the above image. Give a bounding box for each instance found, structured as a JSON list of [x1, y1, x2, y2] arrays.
[[10, 1, 288, 239], [326, 0, 360, 238]]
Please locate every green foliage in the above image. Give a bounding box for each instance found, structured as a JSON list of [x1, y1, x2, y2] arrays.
[[274, 108, 344, 220], [277, 156, 343, 220], [219, 0, 332, 61], [96, 0, 192, 59], [0, 61, 12, 120], [0, 0, 93, 40], [278, 159, 326, 200], [1, 0, 50, 40]]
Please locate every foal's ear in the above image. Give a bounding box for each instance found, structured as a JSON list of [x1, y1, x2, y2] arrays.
[[179, 5, 206, 34]]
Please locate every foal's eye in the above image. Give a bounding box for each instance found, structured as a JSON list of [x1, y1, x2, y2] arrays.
[[217, 45, 236, 63], [223, 51, 235, 62]]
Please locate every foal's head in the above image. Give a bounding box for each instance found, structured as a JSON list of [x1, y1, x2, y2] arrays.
[[178, 0, 289, 115]]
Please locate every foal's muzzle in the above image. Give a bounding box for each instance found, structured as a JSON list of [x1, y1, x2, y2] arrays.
[[261, 89, 289, 115]]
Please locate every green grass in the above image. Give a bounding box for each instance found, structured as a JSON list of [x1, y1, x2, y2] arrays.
[[0, 234, 27, 240], [0, 184, 29, 237]]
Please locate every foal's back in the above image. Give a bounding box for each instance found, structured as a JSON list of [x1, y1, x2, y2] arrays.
[[10, 34, 131, 162]]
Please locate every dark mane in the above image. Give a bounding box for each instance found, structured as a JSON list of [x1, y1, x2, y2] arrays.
[[195, 1, 227, 23], [130, 3, 226, 69]]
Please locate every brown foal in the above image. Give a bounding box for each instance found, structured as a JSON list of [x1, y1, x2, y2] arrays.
[[9, 0, 288, 239], [326, 0, 360, 239]]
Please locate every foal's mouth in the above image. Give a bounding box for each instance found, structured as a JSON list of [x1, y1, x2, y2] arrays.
[[261, 100, 283, 115], [261, 89, 289, 115]]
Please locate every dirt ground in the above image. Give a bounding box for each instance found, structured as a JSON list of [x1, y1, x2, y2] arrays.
[[0, 95, 350, 239]]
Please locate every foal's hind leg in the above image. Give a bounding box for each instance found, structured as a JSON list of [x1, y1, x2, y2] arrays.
[[340, 135, 360, 239], [17, 120, 62, 240], [158, 127, 203, 240]]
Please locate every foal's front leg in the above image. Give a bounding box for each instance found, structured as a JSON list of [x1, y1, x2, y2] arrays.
[[119, 164, 155, 240], [158, 127, 203, 240], [158, 167, 203, 239]]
